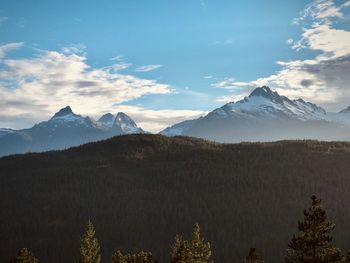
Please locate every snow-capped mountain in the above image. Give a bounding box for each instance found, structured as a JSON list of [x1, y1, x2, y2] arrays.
[[214, 86, 327, 121], [98, 113, 115, 128], [0, 106, 144, 157], [161, 86, 350, 142], [114, 112, 144, 134]]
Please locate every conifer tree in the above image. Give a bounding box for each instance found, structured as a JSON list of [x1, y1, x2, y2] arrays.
[[9, 248, 38, 263], [285, 195, 343, 263], [78, 221, 101, 263], [170, 223, 213, 263], [244, 248, 264, 263]]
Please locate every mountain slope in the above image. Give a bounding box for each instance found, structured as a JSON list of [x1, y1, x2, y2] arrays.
[[0, 106, 144, 156], [161, 86, 350, 142], [1, 134, 350, 263]]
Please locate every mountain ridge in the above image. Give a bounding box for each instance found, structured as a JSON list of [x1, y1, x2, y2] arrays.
[[160, 86, 350, 141], [0, 107, 144, 157]]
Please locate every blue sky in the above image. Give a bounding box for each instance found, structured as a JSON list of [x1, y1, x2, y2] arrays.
[[0, 0, 350, 131]]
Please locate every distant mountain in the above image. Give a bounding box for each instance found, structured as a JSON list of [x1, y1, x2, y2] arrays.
[[161, 86, 350, 142], [0, 128, 15, 137], [0, 106, 144, 156]]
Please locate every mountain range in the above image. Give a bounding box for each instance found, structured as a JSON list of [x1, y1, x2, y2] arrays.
[[0, 106, 144, 156], [161, 86, 350, 142], [2, 86, 350, 156]]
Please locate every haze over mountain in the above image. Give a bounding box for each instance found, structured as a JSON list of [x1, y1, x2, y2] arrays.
[[2, 86, 350, 157], [0, 106, 144, 157], [161, 86, 350, 142]]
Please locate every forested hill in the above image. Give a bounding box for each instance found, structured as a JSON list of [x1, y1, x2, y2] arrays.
[[1, 134, 350, 263]]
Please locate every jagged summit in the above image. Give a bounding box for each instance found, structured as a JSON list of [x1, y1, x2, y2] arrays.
[[115, 112, 137, 127], [249, 86, 276, 98], [98, 113, 115, 128], [99, 113, 114, 121], [0, 107, 146, 156], [113, 112, 144, 134], [161, 86, 330, 138], [51, 106, 74, 119], [247, 86, 285, 105]]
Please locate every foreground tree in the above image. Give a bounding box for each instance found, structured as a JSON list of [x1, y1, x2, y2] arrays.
[[170, 223, 213, 263], [78, 221, 101, 263], [244, 248, 264, 263], [285, 195, 343, 263], [9, 248, 38, 263], [109, 250, 155, 263]]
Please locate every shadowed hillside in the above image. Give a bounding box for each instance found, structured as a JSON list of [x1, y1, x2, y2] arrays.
[[1, 134, 350, 263]]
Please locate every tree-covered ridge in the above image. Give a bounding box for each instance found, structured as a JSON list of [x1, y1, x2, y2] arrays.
[[2, 135, 350, 263]]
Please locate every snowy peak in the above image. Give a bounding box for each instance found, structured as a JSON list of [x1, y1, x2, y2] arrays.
[[98, 113, 115, 128], [209, 86, 327, 122], [248, 86, 284, 104], [51, 106, 74, 119], [114, 112, 143, 134]]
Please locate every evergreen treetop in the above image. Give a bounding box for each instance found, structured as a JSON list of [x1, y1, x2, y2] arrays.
[[170, 223, 213, 263], [9, 248, 38, 263], [285, 195, 343, 263], [78, 221, 101, 263]]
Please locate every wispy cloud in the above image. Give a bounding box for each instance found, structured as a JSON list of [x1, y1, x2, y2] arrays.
[[0, 44, 172, 128], [135, 64, 163, 72], [0, 42, 24, 58], [211, 78, 238, 89]]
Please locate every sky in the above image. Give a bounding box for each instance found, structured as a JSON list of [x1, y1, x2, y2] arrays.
[[0, 0, 350, 132]]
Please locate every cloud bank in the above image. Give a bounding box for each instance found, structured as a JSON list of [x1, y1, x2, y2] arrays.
[[0, 45, 204, 131], [214, 0, 350, 110]]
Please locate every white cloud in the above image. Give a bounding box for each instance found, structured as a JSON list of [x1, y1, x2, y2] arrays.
[[61, 44, 87, 55], [135, 64, 163, 72], [286, 38, 294, 45], [211, 78, 235, 89], [0, 46, 172, 128], [109, 105, 206, 133], [216, 93, 248, 104], [0, 42, 24, 58], [293, 0, 347, 25], [203, 75, 213, 79], [218, 0, 350, 111]]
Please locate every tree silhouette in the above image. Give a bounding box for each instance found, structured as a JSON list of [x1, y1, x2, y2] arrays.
[[9, 248, 38, 263], [285, 195, 343, 263], [244, 248, 264, 263], [171, 223, 212, 263]]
